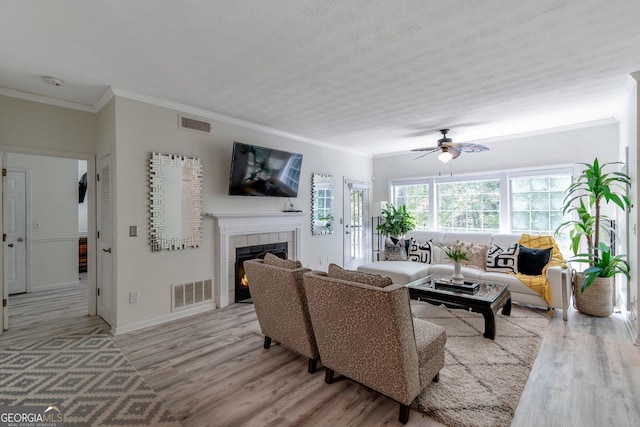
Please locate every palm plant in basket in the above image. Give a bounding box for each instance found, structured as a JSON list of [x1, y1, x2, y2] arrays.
[[555, 158, 631, 316]]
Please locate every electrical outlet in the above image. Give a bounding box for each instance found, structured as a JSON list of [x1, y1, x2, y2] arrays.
[[129, 291, 139, 304]]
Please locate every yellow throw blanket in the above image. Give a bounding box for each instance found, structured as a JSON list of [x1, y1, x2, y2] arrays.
[[512, 234, 566, 310]]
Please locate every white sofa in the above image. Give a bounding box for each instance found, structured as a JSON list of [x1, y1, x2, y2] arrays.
[[358, 231, 570, 320]]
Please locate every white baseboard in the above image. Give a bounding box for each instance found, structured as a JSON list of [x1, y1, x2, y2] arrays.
[[112, 302, 216, 335]]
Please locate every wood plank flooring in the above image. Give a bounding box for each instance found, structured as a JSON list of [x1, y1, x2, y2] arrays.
[[2, 286, 639, 426], [0, 278, 108, 351]]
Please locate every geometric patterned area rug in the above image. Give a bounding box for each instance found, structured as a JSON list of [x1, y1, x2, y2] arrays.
[[0, 328, 180, 427], [411, 301, 550, 427]]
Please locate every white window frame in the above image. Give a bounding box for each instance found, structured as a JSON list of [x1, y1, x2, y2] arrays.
[[388, 166, 575, 234]]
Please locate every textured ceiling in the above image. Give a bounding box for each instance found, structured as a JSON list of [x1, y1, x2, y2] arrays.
[[2, 0, 640, 156]]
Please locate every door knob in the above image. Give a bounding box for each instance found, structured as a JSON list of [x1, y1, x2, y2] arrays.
[[102, 248, 112, 253], [17, 238, 23, 242], [7, 243, 13, 247]]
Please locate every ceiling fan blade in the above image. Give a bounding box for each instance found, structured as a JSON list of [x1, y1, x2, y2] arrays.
[[413, 150, 438, 160], [449, 143, 490, 153], [449, 147, 462, 159], [411, 147, 439, 152]]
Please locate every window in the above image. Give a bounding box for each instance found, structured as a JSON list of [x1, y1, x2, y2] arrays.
[[510, 174, 572, 252], [437, 179, 500, 232], [392, 182, 429, 230], [388, 168, 574, 253]]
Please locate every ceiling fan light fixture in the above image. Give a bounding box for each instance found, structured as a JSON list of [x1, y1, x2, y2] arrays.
[[438, 148, 453, 163]]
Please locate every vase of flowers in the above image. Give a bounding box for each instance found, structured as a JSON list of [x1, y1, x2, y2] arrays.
[[441, 240, 471, 285]]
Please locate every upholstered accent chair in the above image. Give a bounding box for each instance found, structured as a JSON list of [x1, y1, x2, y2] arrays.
[[243, 258, 320, 373], [303, 271, 447, 424]]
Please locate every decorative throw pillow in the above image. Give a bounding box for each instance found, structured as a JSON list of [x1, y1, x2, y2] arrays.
[[384, 237, 407, 261], [328, 263, 393, 288], [517, 245, 553, 276], [408, 238, 434, 264], [442, 242, 488, 270], [462, 243, 489, 271], [263, 252, 302, 269], [486, 243, 520, 273]]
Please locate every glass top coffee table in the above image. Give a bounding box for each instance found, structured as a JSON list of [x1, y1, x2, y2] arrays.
[[407, 275, 511, 339]]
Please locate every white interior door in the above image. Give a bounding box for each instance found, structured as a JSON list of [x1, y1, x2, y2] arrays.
[[97, 154, 114, 326], [343, 179, 370, 270], [4, 170, 27, 295]]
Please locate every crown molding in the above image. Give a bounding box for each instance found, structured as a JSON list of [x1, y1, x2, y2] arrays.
[[94, 87, 116, 112], [105, 87, 372, 158], [0, 87, 95, 113]]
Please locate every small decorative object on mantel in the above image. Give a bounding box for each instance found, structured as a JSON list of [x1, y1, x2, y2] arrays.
[[283, 198, 303, 212], [440, 240, 472, 285]]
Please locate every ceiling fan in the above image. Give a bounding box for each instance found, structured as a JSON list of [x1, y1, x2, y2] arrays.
[[412, 129, 489, 163]]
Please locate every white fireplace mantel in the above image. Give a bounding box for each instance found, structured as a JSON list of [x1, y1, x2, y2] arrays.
[[205, 212, 305, 307]]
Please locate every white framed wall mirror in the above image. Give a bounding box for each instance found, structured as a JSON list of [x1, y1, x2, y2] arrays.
[[311, 173, 334, 236], [149, 152, 203, 251]]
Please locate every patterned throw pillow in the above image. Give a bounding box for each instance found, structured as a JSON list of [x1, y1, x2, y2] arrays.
[[328, 263, 393, 288], [263, 252, 302, 269], [384, 237, 407, 261], [462, 243, 489, 270], [408, 238, 434, 264], [486, 243, 520, 273], [517, 245, 553, 276]]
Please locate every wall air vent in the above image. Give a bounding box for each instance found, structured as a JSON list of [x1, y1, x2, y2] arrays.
[[179, 114, 212, 134], [172, 279, 213, 311]]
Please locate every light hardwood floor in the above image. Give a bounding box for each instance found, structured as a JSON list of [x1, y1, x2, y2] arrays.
[[1, 288, 639, 426]]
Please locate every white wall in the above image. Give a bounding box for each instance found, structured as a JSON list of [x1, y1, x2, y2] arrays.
[[112, 97, 372, 330], [618, 75, 639, 341], [7, 153, 79, 291], [372, 123, 618, 202], [0, 95, 96, 154]]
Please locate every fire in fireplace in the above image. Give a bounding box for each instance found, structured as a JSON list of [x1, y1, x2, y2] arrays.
[[235, 242, 288, 302]]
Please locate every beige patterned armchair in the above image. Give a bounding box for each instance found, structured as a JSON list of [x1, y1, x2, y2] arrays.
[[303, 270, 447, 424], [244, 258, 320, 373]]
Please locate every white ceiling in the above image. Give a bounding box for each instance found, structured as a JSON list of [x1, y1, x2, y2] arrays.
[[2, 1, 640, 156]]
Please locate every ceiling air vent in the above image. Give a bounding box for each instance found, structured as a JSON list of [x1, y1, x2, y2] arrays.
[[179, 114, 212, 134]]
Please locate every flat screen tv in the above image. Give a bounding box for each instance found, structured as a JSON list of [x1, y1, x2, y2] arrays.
[[228, 142, 303, 197]]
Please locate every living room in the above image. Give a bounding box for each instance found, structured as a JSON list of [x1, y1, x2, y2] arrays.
[[1, 2, 640, 426]]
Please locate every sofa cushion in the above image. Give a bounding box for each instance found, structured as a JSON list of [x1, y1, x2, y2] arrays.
[[357, 261, 430, 285], [263, 252, 302, 269], [486, 242, 520, 273], [408, 238, 434, 263], [517, 245, 552, 276], [328, 263, 393, 288], [480, 271, 542, 296]]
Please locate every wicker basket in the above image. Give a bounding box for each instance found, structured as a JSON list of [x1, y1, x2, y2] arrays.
[[573, 273, 614, 317]]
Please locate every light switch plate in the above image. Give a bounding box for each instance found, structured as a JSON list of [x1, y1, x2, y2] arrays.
[[129, 226, 138, 237]]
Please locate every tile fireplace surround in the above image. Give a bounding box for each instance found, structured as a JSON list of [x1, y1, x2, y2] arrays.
[[207, 212, 304, 307]]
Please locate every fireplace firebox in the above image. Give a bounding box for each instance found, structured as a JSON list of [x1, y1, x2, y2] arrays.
[[235, 242, 288, 302]]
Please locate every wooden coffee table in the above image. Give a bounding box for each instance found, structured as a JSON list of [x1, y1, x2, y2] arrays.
[[407, 275, 511, 339]]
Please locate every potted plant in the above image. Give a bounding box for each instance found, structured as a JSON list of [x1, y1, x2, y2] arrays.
[[440, 240, 471, 285], [556, 158, 631, 316], [376, 204, 416, 240], [376, 204, 416, 260]]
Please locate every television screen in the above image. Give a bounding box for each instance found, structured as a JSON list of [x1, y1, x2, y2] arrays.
[[228, 142, 303, 197]]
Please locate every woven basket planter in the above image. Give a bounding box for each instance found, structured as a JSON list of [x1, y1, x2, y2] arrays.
[[574, 274, 614, 317]]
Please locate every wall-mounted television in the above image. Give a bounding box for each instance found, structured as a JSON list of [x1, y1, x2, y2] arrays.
[[228, 142, 303, 197]]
